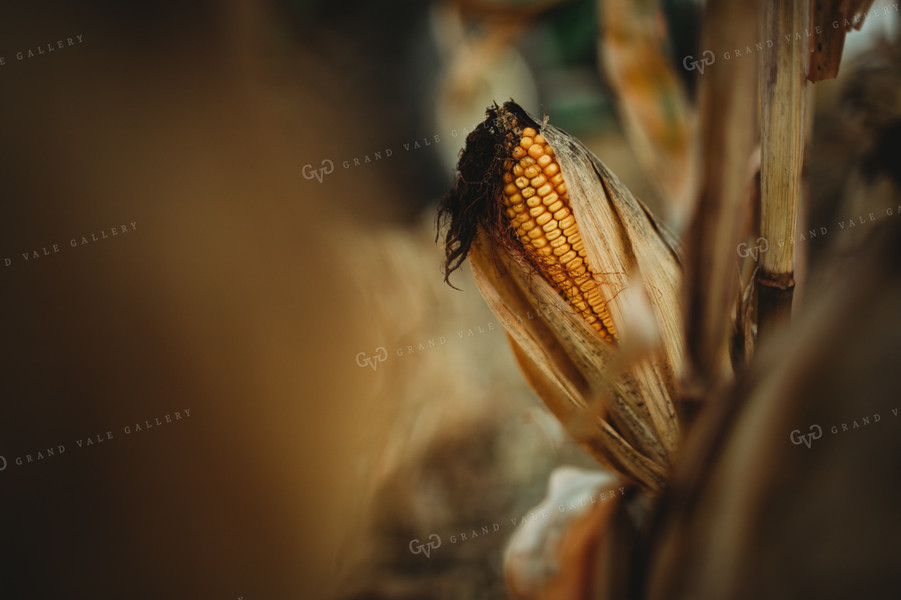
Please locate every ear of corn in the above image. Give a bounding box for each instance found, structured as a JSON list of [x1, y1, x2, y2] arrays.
[[439, 102, 685, 493]]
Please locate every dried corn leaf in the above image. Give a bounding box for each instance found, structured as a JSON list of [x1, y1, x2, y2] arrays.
[[809, 0, 877, 82], [598, 0, 697, 227]]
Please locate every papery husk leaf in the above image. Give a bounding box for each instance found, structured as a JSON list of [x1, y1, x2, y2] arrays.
[[506, 328, 668, 492], [542, 124, 684, 462], [469, 238, 592, 412], [471, 233, 671, 490]]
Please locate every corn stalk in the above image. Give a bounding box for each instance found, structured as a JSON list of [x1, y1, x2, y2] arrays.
[[756, 0, 810, 335]]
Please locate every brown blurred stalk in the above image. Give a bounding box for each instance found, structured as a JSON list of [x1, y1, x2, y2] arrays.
[[682, 0, 760, 411]]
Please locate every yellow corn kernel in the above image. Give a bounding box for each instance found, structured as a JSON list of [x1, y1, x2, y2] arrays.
[[524, 165, 542, 179]]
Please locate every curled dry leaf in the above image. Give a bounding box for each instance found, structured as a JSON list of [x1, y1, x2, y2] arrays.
[[503, 466, 622, 600], [438, 101, 685, 493]]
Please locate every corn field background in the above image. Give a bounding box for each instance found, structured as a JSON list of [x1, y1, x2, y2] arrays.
[[0, 1, 899, 599]]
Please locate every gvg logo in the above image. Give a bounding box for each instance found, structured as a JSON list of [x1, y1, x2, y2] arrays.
[[355, 347, 388, 371], [302, 159, 334, 183], [682, 50, 715, 75], [790, 424, 823, 449], [737, 237, 769, 261], [409, 534, 441, 558]]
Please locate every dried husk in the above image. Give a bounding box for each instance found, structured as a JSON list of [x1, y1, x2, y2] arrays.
[[442, 102, 685, 493], [503, 467, 631, 600]]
